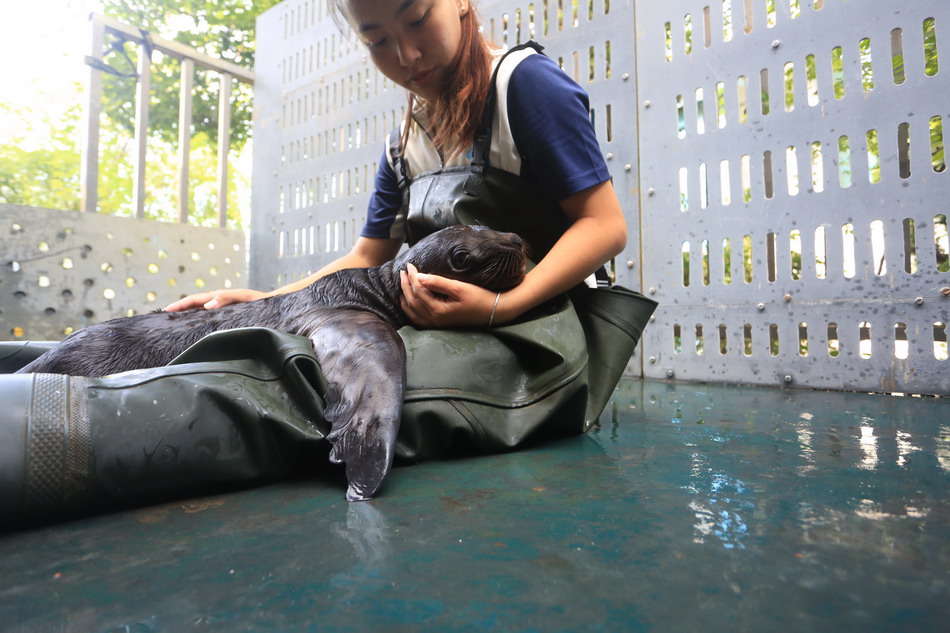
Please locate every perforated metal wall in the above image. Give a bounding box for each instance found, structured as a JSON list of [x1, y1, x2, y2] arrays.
[[0, 204, 246, 341], [251, 0, 950, 394], [636, 1, 950, 394]]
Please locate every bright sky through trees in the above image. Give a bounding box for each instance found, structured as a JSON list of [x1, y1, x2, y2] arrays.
[[0, 0, 103, 149]]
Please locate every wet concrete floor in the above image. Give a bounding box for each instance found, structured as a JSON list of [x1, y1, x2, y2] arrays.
[[1, 379, 947, 632]]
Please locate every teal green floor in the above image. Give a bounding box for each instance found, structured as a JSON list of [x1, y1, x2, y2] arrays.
[[1, 379, 948, 632]]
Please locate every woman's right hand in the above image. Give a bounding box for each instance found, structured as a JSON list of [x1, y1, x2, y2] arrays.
[[163, 288, 269, 312]]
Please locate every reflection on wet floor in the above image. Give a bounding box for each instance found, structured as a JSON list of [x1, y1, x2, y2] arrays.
[[1, 379, 947, 632]]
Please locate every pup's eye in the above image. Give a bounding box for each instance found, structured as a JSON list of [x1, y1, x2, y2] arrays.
[[450, 249, 470, 269]]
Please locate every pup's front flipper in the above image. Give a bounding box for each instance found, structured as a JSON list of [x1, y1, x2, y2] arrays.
[[306, 310, 406, 501]]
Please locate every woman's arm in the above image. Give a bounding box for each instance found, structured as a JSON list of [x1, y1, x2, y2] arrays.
[[400, 179, 627, 327], [164, 236, 403, 311], [277, 236, 403, 293]]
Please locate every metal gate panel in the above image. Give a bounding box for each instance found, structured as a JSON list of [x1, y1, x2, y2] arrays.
[[635, 0, 950, 393]]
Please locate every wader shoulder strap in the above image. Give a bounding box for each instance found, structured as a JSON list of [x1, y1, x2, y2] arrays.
[[389, 41, 547, 190], [470, 41, 546, 178]]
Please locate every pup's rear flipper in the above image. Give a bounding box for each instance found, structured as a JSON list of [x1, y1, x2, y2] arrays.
[[307, 310, 406, 501]]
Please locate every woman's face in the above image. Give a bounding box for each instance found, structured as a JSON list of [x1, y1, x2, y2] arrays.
[[345, 0, 469, 101]]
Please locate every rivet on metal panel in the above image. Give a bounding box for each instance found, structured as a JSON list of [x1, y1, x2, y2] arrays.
[[771, 40, 780, 49], [606, 152, 614, 160], [915, 297, 924, 306], [624, 164, 631, 171], [649, 356, 657, 364], [622, 73, 630, 80], [941, 287, 950, 296], [757, 302, 766, 311], [666, 369, 675, 378], [784, 375, 793, 384], [627, 260, 635, 269], [647, 188, 655, 196], [783, 293, 792, 302], [650, 315, 655, 322], [643, 100, 651, 108], [649, 287, 657, 295]]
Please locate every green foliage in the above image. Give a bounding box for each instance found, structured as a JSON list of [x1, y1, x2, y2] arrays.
[[931, 116, 946, 172], [924, 18, 939, 76], [867, 129, 880, 183], [791, 248, 802, 280], [722, 239, 732, 284], [784, 63, 794, 110], [98, 0, 282, 151], [0, 90, 248, 228], [1, 1, 272, 226], [0, 101, 81, 211], [937, 215, 950, 273], [742, 236, 753, 283], [682, 246, 690, 286], [859, 38, 874, 92]]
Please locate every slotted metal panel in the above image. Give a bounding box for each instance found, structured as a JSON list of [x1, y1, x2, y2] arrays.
[[635, 0, 950, 394], [251, 0, 950, 394]]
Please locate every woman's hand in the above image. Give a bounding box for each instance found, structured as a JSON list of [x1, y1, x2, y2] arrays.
[[163, 288, 269, 312], [400, 263, 504, 328]]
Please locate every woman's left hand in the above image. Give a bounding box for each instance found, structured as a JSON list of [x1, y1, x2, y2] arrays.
[[400, 263, 502, 328]]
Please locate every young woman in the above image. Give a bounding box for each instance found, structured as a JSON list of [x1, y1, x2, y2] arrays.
[[166, 0, 628, 330]]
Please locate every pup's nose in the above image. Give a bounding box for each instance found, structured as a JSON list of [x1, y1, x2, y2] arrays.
[[506, 233, 524, 249]]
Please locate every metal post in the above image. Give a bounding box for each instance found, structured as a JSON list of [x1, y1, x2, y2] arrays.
[[217, 72, 233, 228], [132, 41, 152, 219], [177, 59, 194, 223], [80, 19, 104, 213]]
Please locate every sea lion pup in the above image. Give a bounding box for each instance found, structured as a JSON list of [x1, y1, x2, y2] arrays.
[[17, 224, 527, 501]]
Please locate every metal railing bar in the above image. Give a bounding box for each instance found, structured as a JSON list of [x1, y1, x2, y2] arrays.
[[81, 13, 255, 225], [90, 13, 255, 84], [177, 58, 194, 223], [80, 20, 104, 213], [131, 41, 151, 219], [217, 73, 233, 228]]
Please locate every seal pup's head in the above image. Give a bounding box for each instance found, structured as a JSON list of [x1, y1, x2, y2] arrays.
[[398, 225, 526, 292]]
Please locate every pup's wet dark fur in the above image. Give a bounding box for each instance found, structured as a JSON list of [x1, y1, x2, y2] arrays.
[[18, 225, 525, 378], [16, 225, 526, 502]]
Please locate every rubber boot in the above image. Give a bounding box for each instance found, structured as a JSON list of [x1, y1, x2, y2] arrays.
[[0, 328, 330, 528]]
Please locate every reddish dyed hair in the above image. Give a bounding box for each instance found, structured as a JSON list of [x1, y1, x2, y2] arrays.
[[404, 7, 492, 159]]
